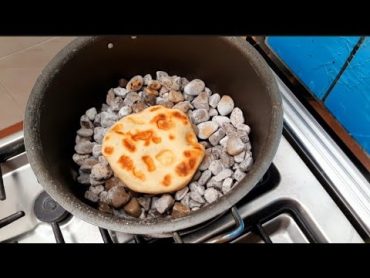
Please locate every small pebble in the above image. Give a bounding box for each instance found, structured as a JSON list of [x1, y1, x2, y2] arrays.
[[93, 127, 106, 144], [143, 74, 152, 85], [189, 199, 202, 209], [172, 101, 193, 113], [156, 71, 169, 82], [184, 93, 194, 102], [199, 150, 215, 171], [79, 157, 99, 173], [168, 90, 184, 103], [180, 194, 191, 207], [98, 201, 113, 214], [217, 95, 234, 116], [212, 115, 231, 127], [77, 173, 90, 185], [192, 91, 209, 110], [89, 176, 105, 186], [221, 122, 237, 135], [220, 152, 234, 168], [155, 194, 175, 214], [175, 186, 189, 201], [234, 151, 246, 163], [222, 178, 234, 194], [236, 123, 251, 134], [239, 156, 253, 172], [191, 170, 202, 182], [230, 107, 245, 127], [209, 93, 221, 108], [100, 112, 116, 128], [214, 168, 233, 182], [106, 89, 115, 106], [92, 144, 102, 157], [123, 92, 141, 106], [72, 153, 89, 166], [126, 75, 144, 92], [171, 202, 190, 218], [108, 186, 130, 208], [118, 106, 132, 118], [204, 188, 220, 203], [77, 128, 93, 137], [180, 77, 189, 90], [209, 128, 226, 146], [159, 86, 169, 96], [75, 141, 94, 154], [233, 168, 247, 182], [219, 136, 229, 148], [184, 79, 205, 96], [197, 170, 212, 186], [84, 190, 99, 202], [124, 198, 142, 217], [89, 185, 104, 195], [189, 182, 205, 196], [80, 115, 94, 129], [206, 178, 222, 189], [197, 121, 218, 139], [190, 191, 205, 204], [132, 101, 146, 113], [204, 87, 212, 96], [172, 76, 182, 91], [98, 155, 109, 166], [209, 108, 218, 117], [90, 163, 113, 180], [191, 109, 210, 124], [104, 177, 122, 191], [209, 160, 224, 175], [211, 145, 223, 159], [85, 107, 97, 121], [226, 136, 245, 156]]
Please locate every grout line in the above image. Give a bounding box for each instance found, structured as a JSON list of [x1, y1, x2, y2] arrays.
[[322, 37, 366, 102], [0, 37, 56, 62], [0, 80, 20, 105]]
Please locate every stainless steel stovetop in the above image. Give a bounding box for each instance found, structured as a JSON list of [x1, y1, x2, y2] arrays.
[[0, 73, 368, 243]]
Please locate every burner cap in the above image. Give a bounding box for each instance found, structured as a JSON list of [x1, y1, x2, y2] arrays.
[[34, 191, 70, 223]]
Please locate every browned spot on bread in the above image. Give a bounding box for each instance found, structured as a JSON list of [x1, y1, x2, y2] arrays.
[[123, 138, 136, 152], [169, 134, 175, 140], [118, 155, 134, 171], [133, 168, 145, 181], [142, 155, 156, 172], [193, 144, 203, 151], [104, 146, 114, 155], [162, 174, 171, 186], [186, 132, 196, 145], [149, 106, 161, 112], [175, 161, 189, 177], [155, 150, 175, 166], [112, 123, 125, 135], [172, 111, 188, 125], [151, 113, 173, 130], [104, 135, 110, 141], [132, 130, 153, 141], [184, 150, 191, 157], [189, 158, 196, 169], [152, 136, 161, 144]]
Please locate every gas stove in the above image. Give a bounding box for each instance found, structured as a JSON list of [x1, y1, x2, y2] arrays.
[[0, 73, 368, 243]]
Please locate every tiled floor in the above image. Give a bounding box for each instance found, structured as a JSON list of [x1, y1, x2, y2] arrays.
[[0, 37, 75, 130]]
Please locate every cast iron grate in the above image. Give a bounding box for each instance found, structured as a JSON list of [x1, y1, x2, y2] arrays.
[[0, 138, 26, 230]]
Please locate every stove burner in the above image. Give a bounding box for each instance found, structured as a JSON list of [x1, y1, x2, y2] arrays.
[[34, 191, 70, 243], [34, 191, 69, 223]]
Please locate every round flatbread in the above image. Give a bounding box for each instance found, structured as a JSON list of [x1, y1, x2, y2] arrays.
[[102, 105, 205, 194]]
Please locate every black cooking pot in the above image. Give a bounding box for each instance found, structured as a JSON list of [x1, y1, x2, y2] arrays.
[[24, 36, 283, 235]]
